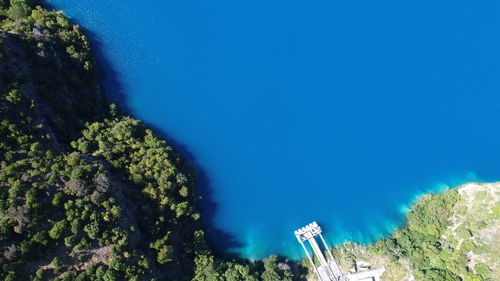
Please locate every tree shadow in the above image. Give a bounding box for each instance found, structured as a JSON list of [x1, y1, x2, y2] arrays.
[[42, 2, 128, 112], [43, 2, 243, 257], [144, 123, 244, 257], [84, 29, 129, 112]]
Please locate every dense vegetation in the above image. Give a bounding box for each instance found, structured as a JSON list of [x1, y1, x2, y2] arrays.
[[0, 1, 498, 280], [0, 1, 304, 280], [333, 184, 499, 281]]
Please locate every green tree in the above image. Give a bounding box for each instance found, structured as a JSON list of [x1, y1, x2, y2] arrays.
[[192, 254, 221, 281], [83, 220, 100, 239], [224, 263, 257, 281], [261, 255, 293, 281], [49, 220, 66, 240], [423, 268, 461, 281], [7, 2, 29, 20], [52, 192, 64, 207], [5, 89, 22, 104]]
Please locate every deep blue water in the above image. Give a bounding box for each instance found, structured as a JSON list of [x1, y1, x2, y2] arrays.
[[48, 0, 500, 259]]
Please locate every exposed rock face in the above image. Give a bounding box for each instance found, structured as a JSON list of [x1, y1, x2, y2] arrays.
[[453, 182, 500, 279], [93, 173, 111, 193], [65, 179, 87, 196], [6, 206, 30, 234], [3, 244, 18, 260]]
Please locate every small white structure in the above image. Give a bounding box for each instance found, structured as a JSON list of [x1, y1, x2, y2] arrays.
[[345, 266, 385, 281], [294, 222, 385, 281]]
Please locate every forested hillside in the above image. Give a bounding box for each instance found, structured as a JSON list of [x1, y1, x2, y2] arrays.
[[333, 183, 499, 281], [0, 1, 304, 280], [0, 1, 498, 281]]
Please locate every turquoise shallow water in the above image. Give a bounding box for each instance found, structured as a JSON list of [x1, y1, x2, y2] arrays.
[[48, 0, 500, 259]]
